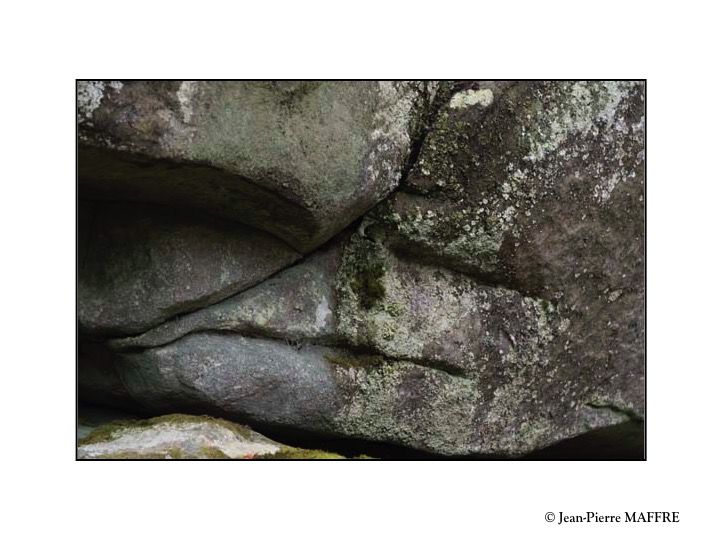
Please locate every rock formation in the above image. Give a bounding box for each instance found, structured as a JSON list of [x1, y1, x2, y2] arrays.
[[78, 412, 347, 459], [78, 80, 645, 458]]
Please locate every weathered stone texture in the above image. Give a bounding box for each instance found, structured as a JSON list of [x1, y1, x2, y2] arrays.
[[78, 413, 284, 459], [78, 80, 645, 457]]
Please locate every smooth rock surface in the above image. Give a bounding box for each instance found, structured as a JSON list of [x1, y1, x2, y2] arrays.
[[79, 201, 299, 336]]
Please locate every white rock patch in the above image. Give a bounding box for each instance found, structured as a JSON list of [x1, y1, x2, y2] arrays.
[[449, 89, 494, 109], [79, 418, 282, 459], [177, 81, 198, 124], [314, 295, 332, 330], [77, 80, 106, 120]]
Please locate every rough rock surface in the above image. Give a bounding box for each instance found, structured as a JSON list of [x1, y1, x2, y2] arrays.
[[79, 80, 438, 252], [369, 80, 646, 420], [378, 81, 644, 296], [78, 80, 645, 458], [335, 232, 564, 375], [84, 329, 638, 456]]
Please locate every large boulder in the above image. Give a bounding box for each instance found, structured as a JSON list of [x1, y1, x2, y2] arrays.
[[84, 227, 640, 456], [78, 80, 644, 458], [78, 80, 439, 252]]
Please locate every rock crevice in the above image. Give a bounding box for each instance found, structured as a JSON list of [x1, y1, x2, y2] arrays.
[[78, 80, 645, 458]]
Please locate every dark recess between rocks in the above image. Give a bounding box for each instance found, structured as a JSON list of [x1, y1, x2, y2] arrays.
[[77, 80, 645, 459]]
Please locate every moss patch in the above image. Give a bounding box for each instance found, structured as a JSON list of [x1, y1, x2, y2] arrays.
[[350, 256, 386, 309], [338, 232, 390, 310]]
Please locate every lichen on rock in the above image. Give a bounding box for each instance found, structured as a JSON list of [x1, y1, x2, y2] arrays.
[[78, 80, 645, 459], [78, 413, 354, 459], [77, 414, 283, 459]]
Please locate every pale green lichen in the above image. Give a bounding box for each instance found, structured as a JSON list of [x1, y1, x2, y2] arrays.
[[389, 204, 503, 262], [176, 81, 198, 124], [331, 361, 480, 455], [377, 81, 644, 279], [98, 447, 230, 460], [77, 80, 124, 123], [522, 81, 636, 163]]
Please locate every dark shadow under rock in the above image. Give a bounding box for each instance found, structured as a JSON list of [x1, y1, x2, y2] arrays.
[[78, 200, 300, 337]]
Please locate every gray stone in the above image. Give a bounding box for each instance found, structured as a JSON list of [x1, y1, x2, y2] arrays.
[[79, 202, 300, 336], [335, 231, 564, 375], [78, 80, 438, 252], [109, 235, 345, 350], [112, 334, 344, 433], [80, 326, 636, 456], [376, 81, 644, 286], [370, 80, 646, 418], [78, 80, 645, 457], [83, 333, 483, 454]]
